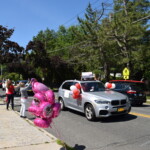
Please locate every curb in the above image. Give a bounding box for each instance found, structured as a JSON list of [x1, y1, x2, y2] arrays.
[[14, 111, 59, 142]]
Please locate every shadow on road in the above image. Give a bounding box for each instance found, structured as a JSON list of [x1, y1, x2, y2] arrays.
[[133, 104, 150, 108], [28, 117, 36, 120], [64, 109, 137, 123], [67, 109, 85, 118], [60, 144, 86, 150], [98, 114, 137, 123], [73, 144, 86, 150]]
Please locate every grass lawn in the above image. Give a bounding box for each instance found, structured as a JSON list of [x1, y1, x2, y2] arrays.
[[146, 95, 150, 104], [147, 96, 150, 99]]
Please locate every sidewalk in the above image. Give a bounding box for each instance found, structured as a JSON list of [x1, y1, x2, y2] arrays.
[[0, 100, 65, 150]]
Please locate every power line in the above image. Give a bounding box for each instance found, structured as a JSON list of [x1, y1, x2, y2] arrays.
[[57, 0, 113, 29], [132, 14, 150, 24], [47, 2, 114, 54], [64, 2, 113, 28], [61, 0, 102, 27]]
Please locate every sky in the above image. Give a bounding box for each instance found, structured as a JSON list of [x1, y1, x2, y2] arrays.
[[0, 0, 113, 48]]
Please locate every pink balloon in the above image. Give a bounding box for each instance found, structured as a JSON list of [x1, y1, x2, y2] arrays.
[[34, 93, 47, 102], [45, 90, 55, 104], [28, 79, 60, 128], [34, 118, 52, 128], [32, 81, 49, 93], [37, 102, 53, 118], [31, 78, 37, 82], [31, 100, 36, 106], [52, 103, 61, 118], [28, 105, 38, 115]]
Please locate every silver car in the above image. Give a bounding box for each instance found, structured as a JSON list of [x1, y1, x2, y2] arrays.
[[58, 80, 131, 121]]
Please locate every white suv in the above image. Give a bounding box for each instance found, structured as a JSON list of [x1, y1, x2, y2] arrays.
[[58, 80, 131, 121]]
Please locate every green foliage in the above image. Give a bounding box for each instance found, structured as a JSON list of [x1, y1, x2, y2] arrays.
[[0, 25, 24, 64], [5, 72, 22, 81], [56, 139, 75, 150], [1, 0, 150, 85]]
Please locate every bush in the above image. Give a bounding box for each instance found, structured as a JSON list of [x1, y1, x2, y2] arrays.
[[5, 72, 22, 81]]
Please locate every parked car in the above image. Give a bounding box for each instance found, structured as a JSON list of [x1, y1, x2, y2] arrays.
[[16, 80, 28, 85], [58, 80, 131, 121], [109, 80, 147, 106]]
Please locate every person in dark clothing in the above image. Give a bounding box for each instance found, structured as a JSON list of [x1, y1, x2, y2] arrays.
[[6, 79, 19, 110]]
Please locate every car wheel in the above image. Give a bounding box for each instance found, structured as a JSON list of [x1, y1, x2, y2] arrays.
[[85, 104, 96, 121], [59, 98, 66, 110]]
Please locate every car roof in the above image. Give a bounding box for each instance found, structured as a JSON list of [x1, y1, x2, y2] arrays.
[[110, 80, 144, 83], [63, 80, 100, 83], [17, 80, 28, 82]]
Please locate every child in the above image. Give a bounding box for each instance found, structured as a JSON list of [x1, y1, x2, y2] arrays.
[[19, 81, 31, 118]]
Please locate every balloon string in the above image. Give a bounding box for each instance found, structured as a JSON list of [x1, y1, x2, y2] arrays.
[[51, 121, 62, 140], [51, 121, 67, 150]]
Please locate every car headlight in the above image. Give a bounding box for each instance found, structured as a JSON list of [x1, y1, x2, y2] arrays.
[[94, 100, 110, 104]]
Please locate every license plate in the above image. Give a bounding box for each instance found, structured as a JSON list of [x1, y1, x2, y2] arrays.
[[118, 108, 125, 112]]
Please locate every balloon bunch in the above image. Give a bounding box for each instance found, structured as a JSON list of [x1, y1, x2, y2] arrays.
[[105, 82, 116, 89], [28, 79, 61, 128], [70, 83, 81, 99]]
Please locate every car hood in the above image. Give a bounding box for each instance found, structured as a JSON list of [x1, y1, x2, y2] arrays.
[[83, 90, 126, 100]]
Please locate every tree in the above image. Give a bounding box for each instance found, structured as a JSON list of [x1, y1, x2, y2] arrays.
[[0, 25, 24, 64], [109, 0, 150, 78], [76, 3, 114, 81], [26, 39, 78, 86]]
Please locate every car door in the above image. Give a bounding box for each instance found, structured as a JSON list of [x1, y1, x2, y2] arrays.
[[61, 81, 74, 107], [69, 82, 83, 111]]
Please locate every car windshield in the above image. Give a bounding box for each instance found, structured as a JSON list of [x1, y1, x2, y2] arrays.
[[113, 82, 146, 91], [128, 83, 146, 91], [81, 82, 105, 92]]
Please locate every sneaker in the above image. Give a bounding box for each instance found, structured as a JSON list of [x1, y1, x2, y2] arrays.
[[20, 116, 27, 118]]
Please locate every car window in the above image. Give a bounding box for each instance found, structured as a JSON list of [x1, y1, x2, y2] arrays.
[[81, 82, 105, 92], [113, 83, 129, 90], [129, 83, 146, 91], [62, 82, 74, 90], [112, 82, 146, 91]]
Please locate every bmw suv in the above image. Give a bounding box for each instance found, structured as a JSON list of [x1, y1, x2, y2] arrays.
[[109, 80, 147, 106], [58, 80, 131, 121]]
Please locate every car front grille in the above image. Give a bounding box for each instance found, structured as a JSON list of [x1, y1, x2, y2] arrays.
[[121, 99, 126, 105], [111, 99, 127, 106], [111, 100, 119, 105]]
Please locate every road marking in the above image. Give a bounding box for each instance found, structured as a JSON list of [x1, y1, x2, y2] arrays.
[[130, 112, 150, 118]]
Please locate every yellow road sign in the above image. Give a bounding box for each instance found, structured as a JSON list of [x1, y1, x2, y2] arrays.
[[123, 68, 130, 76], [123, 75, 129, 80]]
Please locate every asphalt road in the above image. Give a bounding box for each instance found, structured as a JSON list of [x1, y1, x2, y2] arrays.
[[1, 90, 150, 150]]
